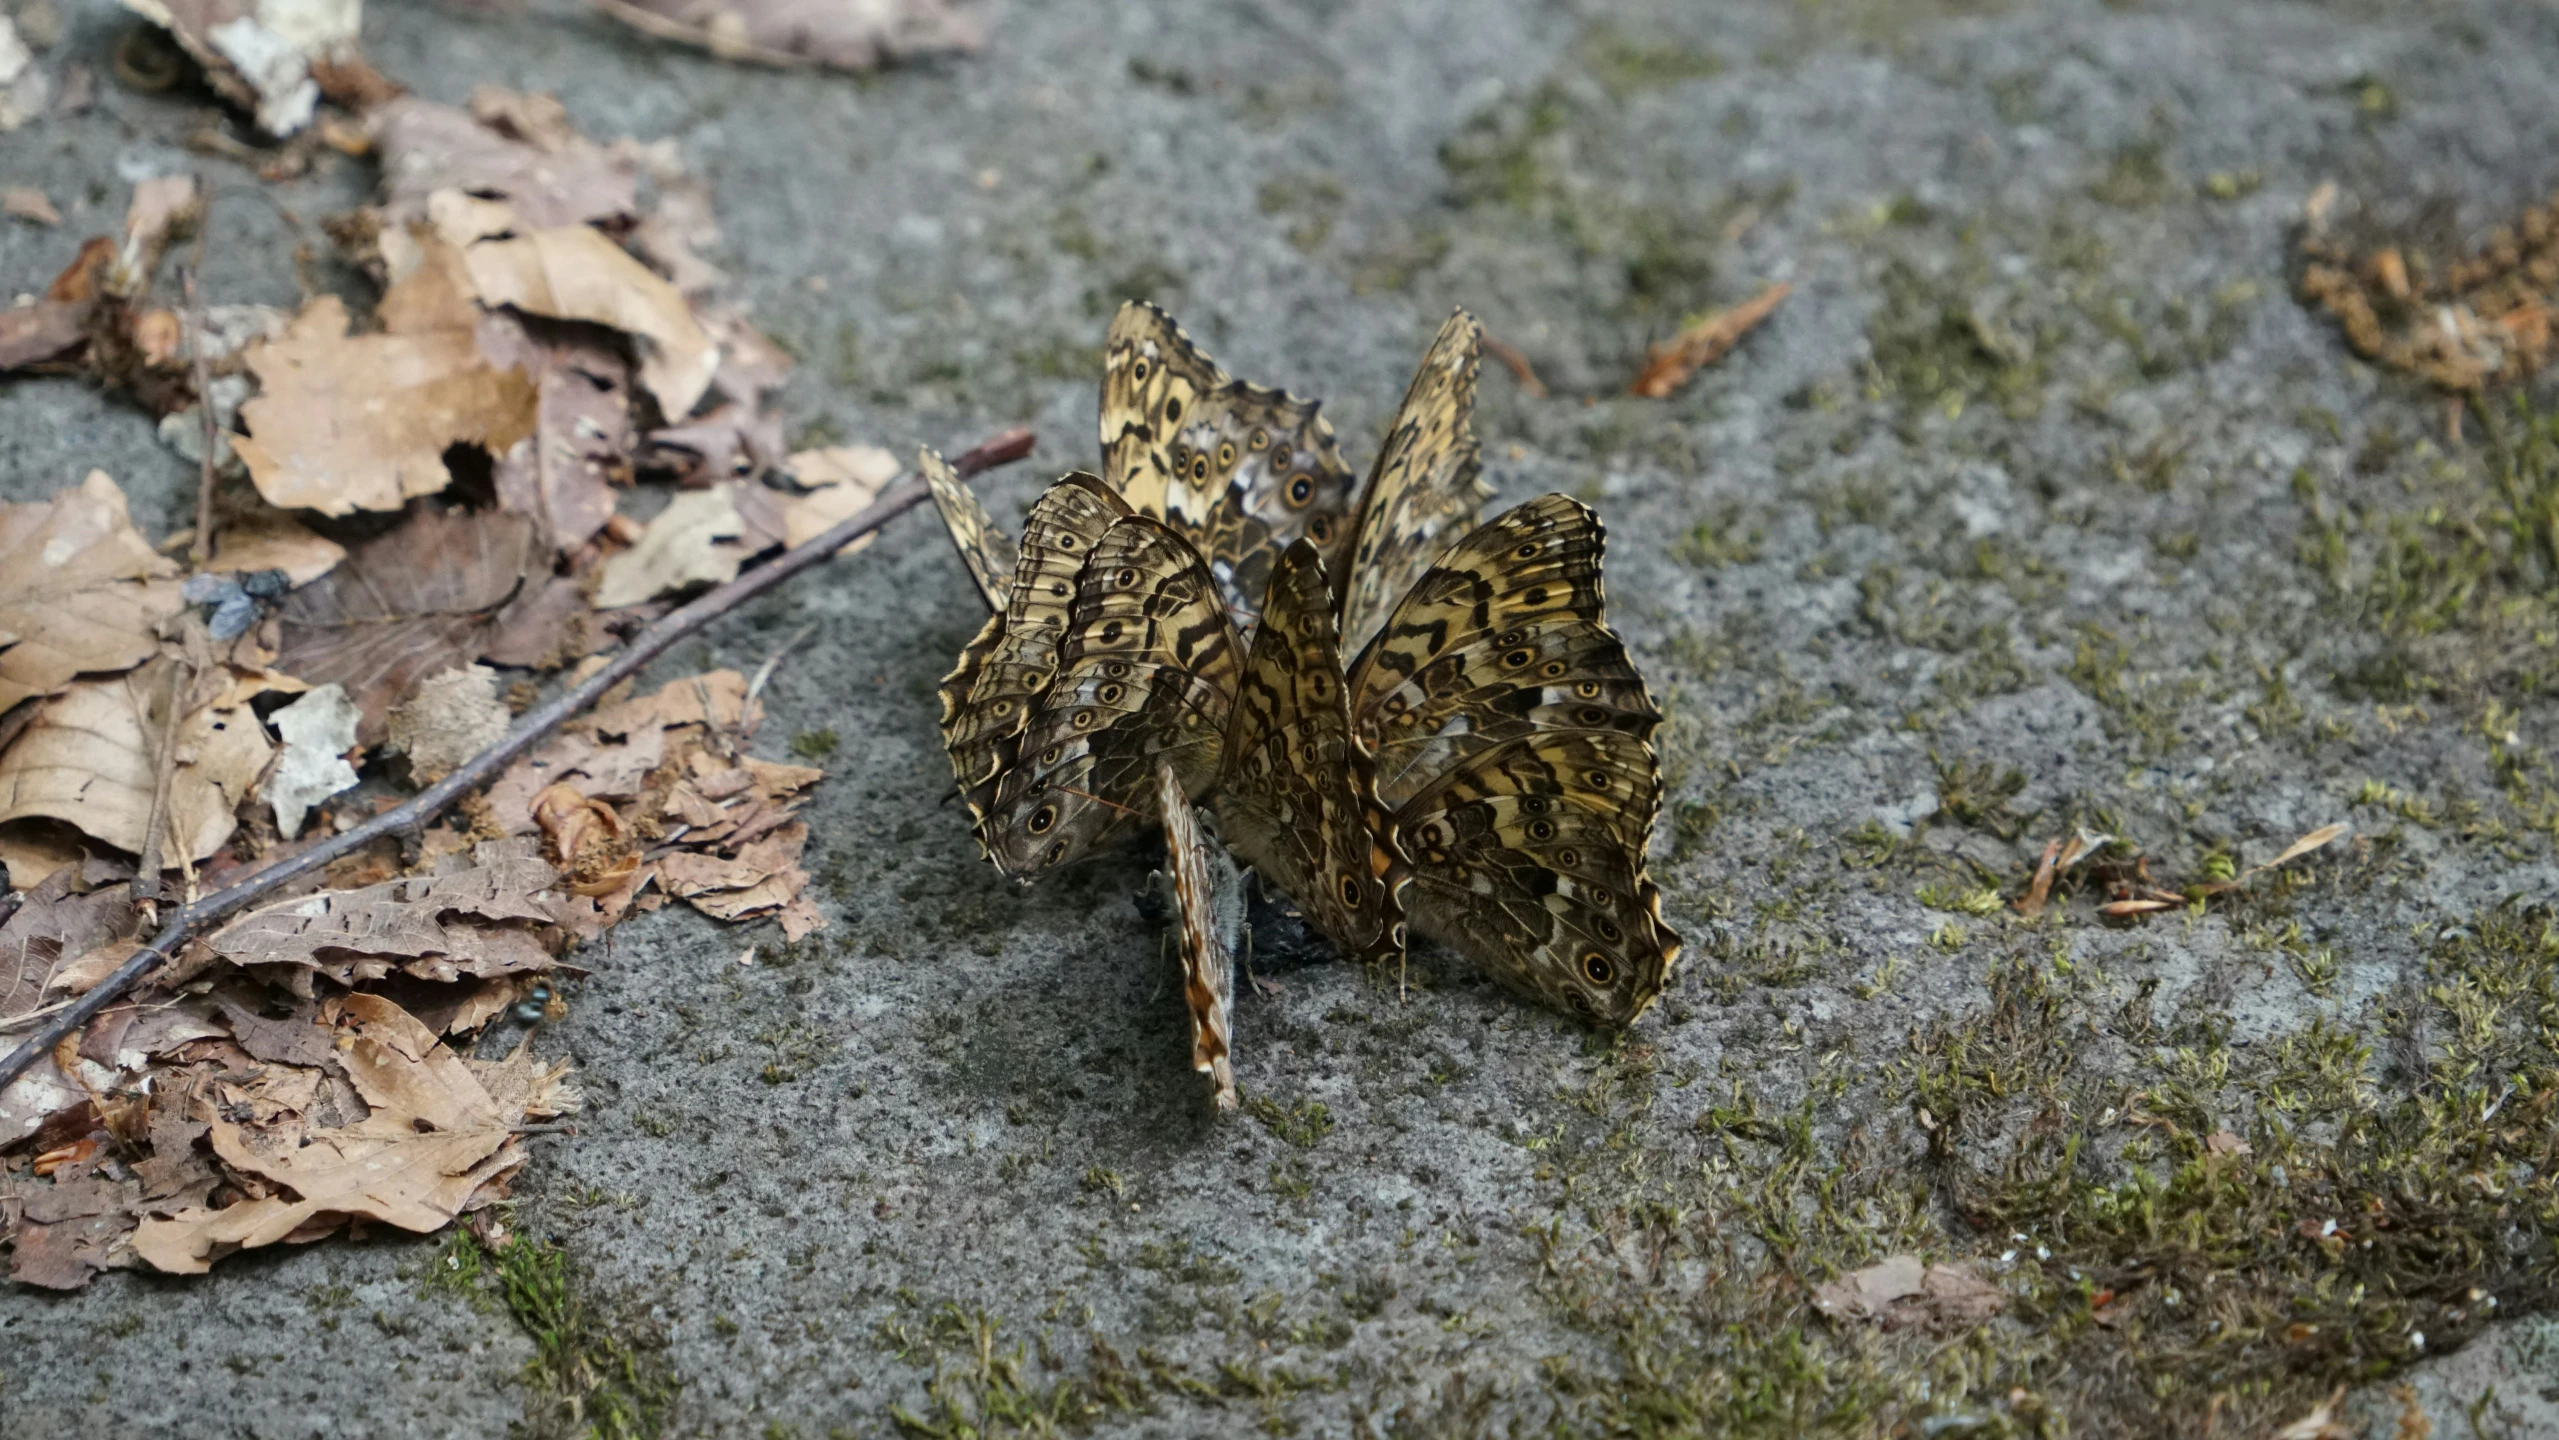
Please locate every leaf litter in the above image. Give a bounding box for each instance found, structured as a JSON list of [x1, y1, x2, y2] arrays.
[[0, 25, 955, 1283]]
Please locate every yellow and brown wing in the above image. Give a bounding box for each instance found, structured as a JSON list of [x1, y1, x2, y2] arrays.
[[1347, 494, 1657, 807], [922, 445, 1017, 611], [1212, 541, 1409, 966], [976, 515, 1241, 880], [1394, 730, 1679, 1027], [1335, 310, 1495, 659], [1156, 759, 1240, 1111], [937, 473, 1130, 845], [1098, 301, 1358, 628]]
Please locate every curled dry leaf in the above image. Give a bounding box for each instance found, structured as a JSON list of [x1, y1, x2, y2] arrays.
[[462, 223, 719, 422], [589, 0, 988, 71], [1630, 281, 1790, 399], [371, 91, 639, 232], [386, 663, 511, 786], [656, 820, 821, 939], [129, 993, 552, 1275], [120, 0, 362, 136], [480, 317, 633, 553], [271, 508, 539, 745], [232, 292, 538, 516], [263, 683, 361, 841], [204, 839, 561, 987], [530, 781, 637, 896], [0, 662, 277, 864], [0, 470, 186, 712], [593, 481, 784, 608]]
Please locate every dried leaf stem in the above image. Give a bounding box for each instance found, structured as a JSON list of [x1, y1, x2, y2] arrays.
[[0, 425, 1034, 1092], [183, 267, 217, 569]]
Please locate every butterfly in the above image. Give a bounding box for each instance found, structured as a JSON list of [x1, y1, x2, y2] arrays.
[[1098, 301, 1366, 630], [922, 445, 1016, 612], [1153, 759, 1240, 1111]]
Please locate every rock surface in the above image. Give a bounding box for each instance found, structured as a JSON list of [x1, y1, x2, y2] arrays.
[[5, 0, 2558, 1435]]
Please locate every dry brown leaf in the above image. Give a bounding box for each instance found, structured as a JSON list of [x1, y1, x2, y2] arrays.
[[463, 224, 719, 421], [386, 664, 512, 786], [644, 402, 782, 486], [781, 444, 898, 549], [0, 863, 139, 1027], [372, 92, 639, 233], [264, 684, 361, 841], [8, 1171, 136, 1289], [129, 993, 538, 1275], [530, 782, 638, 896], [0, 470, 186, 712], [233, 292, 538, 515], [594, 482, 783, 608], [589, 0, 987, 71], [2272, 1387, 2353, 1440], [205, 840, 561, 987], [271, 508, 540, 745], [1811, 1256, 2004, 1330], [2260, 822, 2349, 873], [1629, 281, 1791, 399], [480, 317, 633, 552], [119, 0, 360, 135], [0, 299, 88, 372], [2, 186, 58, 225], [656, 821, 821, 938], [0, 661, 277, 863], [0, 821, 87, 891], [1810, 1254, 1924, 1320]]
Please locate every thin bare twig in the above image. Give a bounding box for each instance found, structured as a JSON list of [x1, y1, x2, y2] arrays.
[[0, 425, 1035, 1093], [183, 266, 217, 568], [128, 655, 191, 905]]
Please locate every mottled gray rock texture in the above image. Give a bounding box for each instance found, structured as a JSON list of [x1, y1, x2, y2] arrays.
[[6, 0, 2559, 1435]]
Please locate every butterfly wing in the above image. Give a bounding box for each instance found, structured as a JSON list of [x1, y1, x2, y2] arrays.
[[938, 473, 1131, 845], [1395, 730, 1680, 1027], [1335, 310, 1496, 659], [1156, 759, 1240, 1111], [978, 515, 1241, 880], [922, 445, 1017, 611], [1212, 540, 1409, 965], [1348, 494, 1659, 806], [1099, 301, 1359, 627]]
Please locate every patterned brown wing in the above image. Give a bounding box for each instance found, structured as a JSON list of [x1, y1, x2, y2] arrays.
[[922, 445, 1017, 611], [1212, 541, 1409, 966], [938, 473, 1130, 843], [978, 516, 1241, 880], [1098, 301, 1358, 627], [1347, 494, 1658, 807], [1395, 730, 1679, 1027], [1336, 309, 1496, 659], [1156, 759, 1240, 1111]]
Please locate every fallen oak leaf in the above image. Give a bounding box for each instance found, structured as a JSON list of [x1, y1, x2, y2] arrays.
[[271, 507, 541, 745], [128, 993, 549, 1275], [0, 660, 277, 864], [479, 317, 633, 553], [371, 90, 640, 233], [204, 840, 563, 988], [0, 469, 186, 712], [780, 444, 900, 549], [0, 864, 140, 1033], [462, 223, 720, 422], [588, 0, 988, 71], [232, 292, 538, 516]]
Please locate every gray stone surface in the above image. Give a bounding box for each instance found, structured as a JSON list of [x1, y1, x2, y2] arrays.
[[6, 0, 2559, 1435]]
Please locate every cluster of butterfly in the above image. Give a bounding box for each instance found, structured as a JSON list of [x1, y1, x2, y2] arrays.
[[923, 302, 1680, 1108]]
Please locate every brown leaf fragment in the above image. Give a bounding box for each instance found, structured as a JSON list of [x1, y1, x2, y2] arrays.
[[480, 318, 633, 553], [271, 508, 540, 745], [463, 224, 720, 421], [589, 0, 987, 70], [205, 840, 561, 986], [0, 298, 89, 372], [593, 667, 756, 736], [206, 511, 345, 587], [1811, 1256, 2004, 1330], [1915, 1261, 2006, 1327], [595, 482, 783, 608], [2014, 837, 2061, 918], [233, 293, 538, 516], [1630, 281, 1791, 399], [371, 93, 640, 233], [387, 664, 513, 786], [2206, 1128, 2253, 1158], [0, 1054, 84, 1149], [481, 575, 593, 671], [0, 854, 140, 1023], [2, 186, 58, 225], [129, 993, 547, 1274], [0, 661, 277, 864], [655, 821, 820, 935], [531, 781, 638, 896], [644, 402, 783, 486], [215, 997, 338, 1069], [780, 444, 898, 550], [0, 470, 186, 712], [2258, 822, 2349, 873], [10, 1182, 135, 1288], [1810, 1254, 1924, 1320], [2272, 1387, 2353, 1440]]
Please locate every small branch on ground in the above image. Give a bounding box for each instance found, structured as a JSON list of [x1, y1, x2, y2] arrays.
[[0, 424, 1035, 1092], [1480, 332, 1547, 399], [184, 266, 217, 568], [1629, 281, 1792, 400]]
